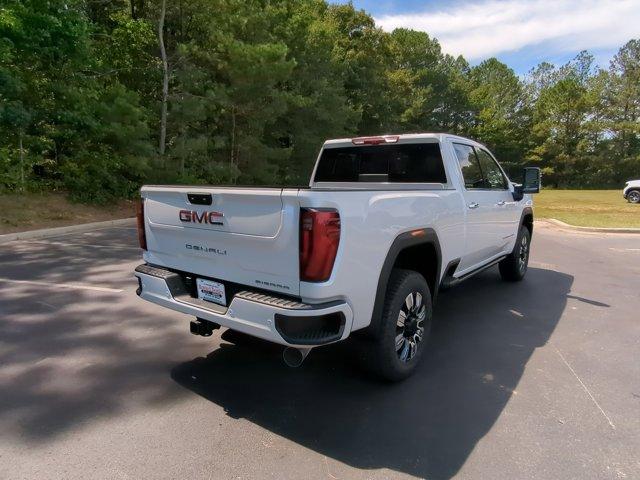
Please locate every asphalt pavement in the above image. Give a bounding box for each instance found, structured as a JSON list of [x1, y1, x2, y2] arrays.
[[0, 223, 639, 479]]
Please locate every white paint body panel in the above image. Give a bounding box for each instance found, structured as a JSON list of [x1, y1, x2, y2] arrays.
[[296, 188, 465, 330], [138, 134, 532, 343], [142, 186, 301, 296]]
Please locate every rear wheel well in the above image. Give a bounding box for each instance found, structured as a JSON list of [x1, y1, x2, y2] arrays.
[[392, 243, 438, 300], [366, 231, 442, 339]]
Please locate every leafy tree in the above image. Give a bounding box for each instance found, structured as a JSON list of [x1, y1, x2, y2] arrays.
[[323, 3, 391, 134], [385, 29, 446, 131], [525, 53, 596, 186], [268, 0, 360, 181], [468, 58, 528, 176], [0, 0, 638, 198], [603, 40, 640, 183]]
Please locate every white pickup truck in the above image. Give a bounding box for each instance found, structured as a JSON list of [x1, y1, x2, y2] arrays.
[[135, 133, 540, 380]]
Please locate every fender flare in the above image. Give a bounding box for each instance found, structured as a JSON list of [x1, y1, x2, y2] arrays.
[[367, 228, 442, 337], [520, 206, 534, 234]]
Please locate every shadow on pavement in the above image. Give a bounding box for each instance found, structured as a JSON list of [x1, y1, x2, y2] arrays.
[[171, 267, 573, 480], [0, 231, 194, 441], [0, 228, 139, 288]]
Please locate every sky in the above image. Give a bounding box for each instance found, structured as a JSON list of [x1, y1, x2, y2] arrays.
[[334, 0, 640, 75]]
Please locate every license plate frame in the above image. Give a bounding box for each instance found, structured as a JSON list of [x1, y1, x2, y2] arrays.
[[196, 277, 227, 306]]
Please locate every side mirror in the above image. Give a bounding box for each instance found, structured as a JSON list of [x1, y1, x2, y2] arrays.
[[523, 167, 541, 194], [512, 167, 541, 201]]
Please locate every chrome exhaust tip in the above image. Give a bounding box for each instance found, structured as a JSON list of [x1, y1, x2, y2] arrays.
[[282, 347, 311, 368]]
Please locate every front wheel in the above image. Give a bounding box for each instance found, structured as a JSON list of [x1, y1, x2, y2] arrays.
[[628, 190, 640, 204], [499, 226, 531, 282], [363, 269, 432, 381]]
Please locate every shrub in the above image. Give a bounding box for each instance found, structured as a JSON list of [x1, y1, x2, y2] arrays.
[[61, 153, 149, 204]]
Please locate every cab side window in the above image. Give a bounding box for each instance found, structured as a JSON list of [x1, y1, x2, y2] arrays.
[[453, 143, 484, 189], [475, 148, 508, 189]]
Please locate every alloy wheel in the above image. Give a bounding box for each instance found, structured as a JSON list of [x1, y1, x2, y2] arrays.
[[395, 292, 426, 362], [518, 233, 529, 273]]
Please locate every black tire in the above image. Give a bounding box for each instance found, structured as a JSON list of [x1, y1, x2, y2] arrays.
[[499, 226, 531, 282], [628, 189, 640, 204], [363, 269, 432, 381]]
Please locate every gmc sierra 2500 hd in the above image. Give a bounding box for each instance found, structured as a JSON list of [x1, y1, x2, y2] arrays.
[[135, 133, 541, 380]]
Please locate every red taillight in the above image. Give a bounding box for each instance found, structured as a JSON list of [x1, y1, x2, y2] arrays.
[[351, 135, 399, 145], [300, 209, 340, 282], [136, 198, 147, 250]]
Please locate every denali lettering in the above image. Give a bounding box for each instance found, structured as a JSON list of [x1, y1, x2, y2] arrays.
[[185, 244, 227, 255], [179, 209, 224, 225]]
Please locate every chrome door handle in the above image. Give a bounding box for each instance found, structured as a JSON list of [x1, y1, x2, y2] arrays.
[[468, 202, 479, 209], [496, 200, 506, 206]]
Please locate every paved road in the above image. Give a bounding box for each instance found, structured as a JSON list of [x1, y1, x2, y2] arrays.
[[0, 223, 639, 479]]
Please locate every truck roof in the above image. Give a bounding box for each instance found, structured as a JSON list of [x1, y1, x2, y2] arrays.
[[323, 133, 485, 148]]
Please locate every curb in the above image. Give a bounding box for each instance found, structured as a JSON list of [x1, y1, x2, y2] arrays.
[[0, 217, 136, 244], [3, 215, 637, 244], [538, 218, 640, 234]]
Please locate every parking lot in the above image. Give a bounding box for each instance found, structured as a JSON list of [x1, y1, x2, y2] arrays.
[[0, 223, 639, 479]]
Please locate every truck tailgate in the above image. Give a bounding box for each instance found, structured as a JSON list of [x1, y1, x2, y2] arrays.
[[141, 186, 301, 296]]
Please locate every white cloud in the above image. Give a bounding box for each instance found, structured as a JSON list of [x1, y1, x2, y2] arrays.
[[375, 0, 640, 60]]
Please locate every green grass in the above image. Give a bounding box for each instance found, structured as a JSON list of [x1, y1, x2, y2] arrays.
[[0, 192, 135, 235], [535, 189, 640, 228], [0, 189, 637, 234]]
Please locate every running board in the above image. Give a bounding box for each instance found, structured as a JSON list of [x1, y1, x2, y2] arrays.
[[440, 256, 507, 290]]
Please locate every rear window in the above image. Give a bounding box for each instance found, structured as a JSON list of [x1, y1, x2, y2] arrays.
[[313, 143, 447, 183]]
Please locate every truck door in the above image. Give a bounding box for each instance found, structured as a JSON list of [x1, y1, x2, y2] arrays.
[[451, 143, 505, 273], [473, 147, 519, 254]]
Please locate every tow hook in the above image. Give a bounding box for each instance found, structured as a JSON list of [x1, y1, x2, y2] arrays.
[[282, 347, 312, 367], [190, 318, 220, 337]]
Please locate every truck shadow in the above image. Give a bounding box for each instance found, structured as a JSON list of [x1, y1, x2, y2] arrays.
[[171, 267, 573, 480]]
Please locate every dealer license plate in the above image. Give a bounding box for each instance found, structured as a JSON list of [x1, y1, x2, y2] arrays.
[[196, 278, 227, 306]]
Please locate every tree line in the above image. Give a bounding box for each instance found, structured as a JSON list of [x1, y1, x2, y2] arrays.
[[1, 0, 639, 202]]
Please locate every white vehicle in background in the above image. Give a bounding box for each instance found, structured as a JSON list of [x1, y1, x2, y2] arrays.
[[134, 133, 541, 381], [623, 180, 640, 203]]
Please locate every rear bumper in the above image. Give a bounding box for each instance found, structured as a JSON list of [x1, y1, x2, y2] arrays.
[[134, 264, 353, 347]]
